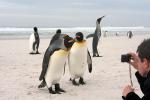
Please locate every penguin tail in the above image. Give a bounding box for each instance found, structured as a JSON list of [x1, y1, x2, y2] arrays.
[[86, 34, 94, 39]]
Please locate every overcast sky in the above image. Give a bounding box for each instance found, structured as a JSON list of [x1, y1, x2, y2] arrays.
[[0, 0, 150, 27]]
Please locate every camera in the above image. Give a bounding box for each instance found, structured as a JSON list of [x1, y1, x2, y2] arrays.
[[121, 54, 131, 62]]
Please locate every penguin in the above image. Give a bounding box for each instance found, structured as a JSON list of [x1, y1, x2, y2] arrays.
[[29, 27, 40, 54], [127, 31, 133, 39], [38, 34, 74, 94], [68, 32, 92, 86], [86, 16, 105, 57]]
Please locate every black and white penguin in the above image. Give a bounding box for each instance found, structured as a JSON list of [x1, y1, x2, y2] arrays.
[[86, 16, 105, 57], [127, 31, 133, 39], [38, 33, 74, 94], [29, 27, 40, 54], [69, 32, 92, 86]]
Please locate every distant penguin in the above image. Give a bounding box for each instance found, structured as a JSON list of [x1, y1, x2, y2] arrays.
[[68, 32, 92, 86], [38, 34, 74, 94], [29, 27, 40, 54], [86, 16, 105, 57], [127, 31, 133, 39]]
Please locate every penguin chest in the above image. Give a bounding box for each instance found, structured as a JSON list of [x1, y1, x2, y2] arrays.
[[45, 50, 68, 84], [69, 42, 87, 76], [29, 33, 35, 51]]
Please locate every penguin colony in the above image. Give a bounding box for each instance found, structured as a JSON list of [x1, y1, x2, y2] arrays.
[[29, 17, 104, 94]]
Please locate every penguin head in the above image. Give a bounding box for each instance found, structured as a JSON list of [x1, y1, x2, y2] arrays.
[[63, 35, 74, 49], [97, 16, 105, 24], [56, 29, 61, 34], [75, 32, 84, 42], [34, 27, 38, 32]]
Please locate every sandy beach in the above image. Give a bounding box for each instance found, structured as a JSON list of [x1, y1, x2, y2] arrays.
[[0, 34, 149, 100]]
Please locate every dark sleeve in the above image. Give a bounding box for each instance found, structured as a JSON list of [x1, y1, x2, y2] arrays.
[[124, 92, 150, 100], [135, 71, 147, 93], [123, 92, 141, 100]]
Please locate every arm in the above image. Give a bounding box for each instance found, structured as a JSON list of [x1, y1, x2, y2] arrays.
[[123, 92, 141, 100], [123, 92, 150, 100], [135, 71, 147, 93]]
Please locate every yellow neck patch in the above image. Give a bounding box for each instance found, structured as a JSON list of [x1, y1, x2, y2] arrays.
[[73, 40, 86, 48], [55, 49, 69, 56]]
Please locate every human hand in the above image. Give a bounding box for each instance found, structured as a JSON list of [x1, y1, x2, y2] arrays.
[[128, 52, 145, 76], [128, 52, 140, 70], [122, 85, 134, 97]]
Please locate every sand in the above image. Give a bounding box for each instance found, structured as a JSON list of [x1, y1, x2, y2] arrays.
[[0, 34, 149, 100]]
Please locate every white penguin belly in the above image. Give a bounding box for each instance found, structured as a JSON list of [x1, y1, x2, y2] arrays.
[[29, 33, 35, 52], [69, 42, 87, 78], [45, 50, 68, 85]]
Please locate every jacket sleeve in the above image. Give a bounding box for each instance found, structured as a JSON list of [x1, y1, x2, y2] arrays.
[[122, 71, 150, 100], [124, 92, 141, 100], [135, 71, 147, 93], [123, 92, 150, 100]]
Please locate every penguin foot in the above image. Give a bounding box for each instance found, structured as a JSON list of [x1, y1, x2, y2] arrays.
[[48, 87, 57, 94], [36, 51, 40, 54], [79, 77, 86, 85], [55, 91, 62, 94], [93, 55, 103, 57], [55, 84, 66, 93], [38, 81, 46, 88], [72, 79, 79, 86], [93, 54, 97, 57]]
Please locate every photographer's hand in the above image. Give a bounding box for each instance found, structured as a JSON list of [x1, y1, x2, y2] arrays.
[[129, 52, 145, 76], [128, 53, 139, 70], [122, 85, 134, 97]]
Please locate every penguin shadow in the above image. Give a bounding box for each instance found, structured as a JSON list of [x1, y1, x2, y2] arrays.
[[93, 55, 103, 57], [29, 52, 41, 55]]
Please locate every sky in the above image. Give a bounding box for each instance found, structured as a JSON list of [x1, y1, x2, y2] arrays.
[[0, 0, 150, 27]]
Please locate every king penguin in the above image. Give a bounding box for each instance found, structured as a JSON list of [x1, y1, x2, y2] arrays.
[[29, 27, 40, 54], [86, 16, 105, 57], [38, 32, 74, 94], [68, 32, 92, 86]]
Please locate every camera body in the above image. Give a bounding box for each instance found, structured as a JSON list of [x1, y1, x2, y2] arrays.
[[121, 54, 131, 62]]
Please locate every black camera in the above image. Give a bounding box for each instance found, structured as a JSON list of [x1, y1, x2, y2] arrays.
[[121, 54, 131, 62]]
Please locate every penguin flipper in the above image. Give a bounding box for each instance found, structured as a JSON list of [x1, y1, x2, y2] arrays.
[[86, 33, 94, 39], [87, 50, 92, 73], [39, 48, 51, 81]]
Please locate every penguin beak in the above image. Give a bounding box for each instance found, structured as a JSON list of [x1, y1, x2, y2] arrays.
[[101, 16, 105, 19]]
